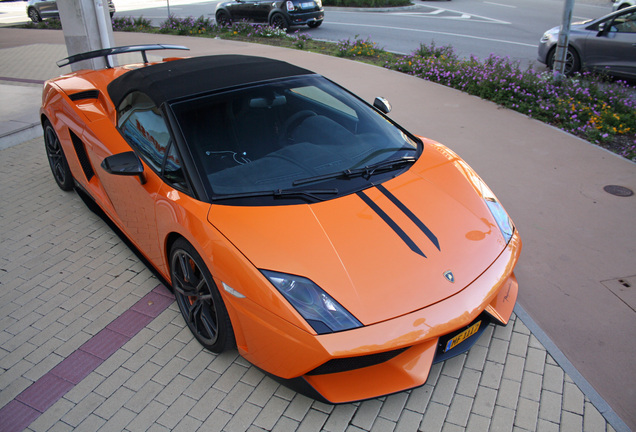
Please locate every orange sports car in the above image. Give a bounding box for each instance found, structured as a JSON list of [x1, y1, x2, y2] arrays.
[[41, 45, 521, 403]]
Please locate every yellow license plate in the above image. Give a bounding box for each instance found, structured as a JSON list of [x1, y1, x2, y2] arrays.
[[445, 321, 481, 352]]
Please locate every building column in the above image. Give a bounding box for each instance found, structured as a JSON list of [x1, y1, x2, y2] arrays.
[[58, 0, 114, 71]]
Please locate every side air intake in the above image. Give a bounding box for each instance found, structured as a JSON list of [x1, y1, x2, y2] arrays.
[[69, 90, 99, 101], [69, 130, 95, 181]]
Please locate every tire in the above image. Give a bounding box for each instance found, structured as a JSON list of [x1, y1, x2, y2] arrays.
[[216, 10, 231, 26], [28, 8, 42, 23], [307, 21, 321, 28], [44, 120, 74, 191], [170, 239, 235, 353], [547, 46, 580, 76], [270, 13, 289, 30]]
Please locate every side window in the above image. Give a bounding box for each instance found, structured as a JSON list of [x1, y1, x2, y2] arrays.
[[163, 142, 189, 191], [118, 92, 170, 172], [613, 12, 636, 33]]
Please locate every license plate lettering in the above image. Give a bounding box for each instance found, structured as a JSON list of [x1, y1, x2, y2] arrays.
[[445, 321, 481, 352]]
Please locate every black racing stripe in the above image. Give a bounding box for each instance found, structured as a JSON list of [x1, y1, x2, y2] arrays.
[[376, 184, 441, 251], [357, 191, 426, 258]]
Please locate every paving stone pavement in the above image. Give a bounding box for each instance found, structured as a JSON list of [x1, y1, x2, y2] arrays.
[[0, 137, 620, 431]]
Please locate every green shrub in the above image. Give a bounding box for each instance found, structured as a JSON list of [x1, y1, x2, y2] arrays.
[[24, 18, 62, 29], [336, 35, 379, 58], [385, 43, 636, 160], [112, 16, 153, 32]]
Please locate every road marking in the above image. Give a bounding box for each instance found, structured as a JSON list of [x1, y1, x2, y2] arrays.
[[386, 11, 509, 24], [341, 7, 511, 25], [327, 22, 537, 48], [484, 1, 517, 8]]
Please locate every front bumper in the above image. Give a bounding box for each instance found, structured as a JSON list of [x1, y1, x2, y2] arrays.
[[227, 231, 521, 403]]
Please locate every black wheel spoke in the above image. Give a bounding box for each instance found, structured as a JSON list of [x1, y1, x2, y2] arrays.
[[200, 308, 218, 338], [173, 272, 195, 296], [173, 253, 200, 296], [196, 279, 213, 301], [190, 300, 204, 335], [178, 253, 191, 281]]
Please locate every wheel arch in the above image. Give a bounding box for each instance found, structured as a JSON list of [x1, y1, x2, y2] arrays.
[[164, 231, 186, 277], [215, 6, 232, 20], [268, 9, 289, 24], [41, 113, 51, 128]]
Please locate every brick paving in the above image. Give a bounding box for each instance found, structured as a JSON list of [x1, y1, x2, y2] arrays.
[[0, 139, 620, 431]]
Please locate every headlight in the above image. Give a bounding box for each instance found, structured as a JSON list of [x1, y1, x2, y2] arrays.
[[472, 176, 514, 244], [485, 198, 514, 244], [540, 28, 558, 44], [262, 270, 362, 334], [315, 0, 322, 7], [286, 0, 294, 11]]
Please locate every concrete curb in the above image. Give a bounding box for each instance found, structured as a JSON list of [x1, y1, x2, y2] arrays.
[[0, 123, 41, 151]]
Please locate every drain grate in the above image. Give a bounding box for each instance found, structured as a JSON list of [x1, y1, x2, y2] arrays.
[[601, 276, 636, 312], [603, 185, 634, 197]]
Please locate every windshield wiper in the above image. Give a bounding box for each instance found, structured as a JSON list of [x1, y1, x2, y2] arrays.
[[211, 188, 339, 202], [293, 156, 417, 187]]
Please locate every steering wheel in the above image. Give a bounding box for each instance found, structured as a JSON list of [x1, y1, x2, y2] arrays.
[[279, 110, 317, 146]]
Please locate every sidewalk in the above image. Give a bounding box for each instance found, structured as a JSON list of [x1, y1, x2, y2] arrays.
[[0, 28, 634, 432]]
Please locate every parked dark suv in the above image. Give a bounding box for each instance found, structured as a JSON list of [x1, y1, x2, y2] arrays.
[[215, 0, 324, 30]]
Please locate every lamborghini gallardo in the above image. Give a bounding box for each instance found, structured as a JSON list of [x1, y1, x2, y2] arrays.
[[41, 45, 521, 403]]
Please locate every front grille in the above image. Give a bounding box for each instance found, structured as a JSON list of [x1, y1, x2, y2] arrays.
[[306, 347, 409, 376]]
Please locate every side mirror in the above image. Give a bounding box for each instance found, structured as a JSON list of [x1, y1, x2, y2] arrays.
[[597, 21, 612, 36], [101, 151, 146, 184], [373, 97, 391, 114]]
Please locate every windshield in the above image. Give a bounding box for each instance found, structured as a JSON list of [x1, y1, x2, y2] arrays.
[[170, 75, 420, 204]]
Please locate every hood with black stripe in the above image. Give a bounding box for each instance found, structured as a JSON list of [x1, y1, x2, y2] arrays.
[[208, 139, 509, 326]]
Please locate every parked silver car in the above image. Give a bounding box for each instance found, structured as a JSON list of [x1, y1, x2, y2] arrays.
[[27, 0, 115, 23], [537, 6, 636, 79], [612, 0, 635, 11]]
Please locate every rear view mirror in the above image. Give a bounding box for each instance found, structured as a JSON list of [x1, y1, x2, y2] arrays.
[[373, 97, 391, 114], [101, 151, 146, 184]]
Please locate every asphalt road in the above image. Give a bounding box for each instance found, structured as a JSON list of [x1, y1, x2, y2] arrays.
[[0, 0, 618, 66], [115, 0, 617, 66]]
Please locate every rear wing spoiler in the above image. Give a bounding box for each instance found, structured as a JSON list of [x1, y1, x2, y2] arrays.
[[57, 44, 190, 68]]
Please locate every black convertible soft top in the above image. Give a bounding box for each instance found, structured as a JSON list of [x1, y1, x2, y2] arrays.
[[107, 54, 314, 108]]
